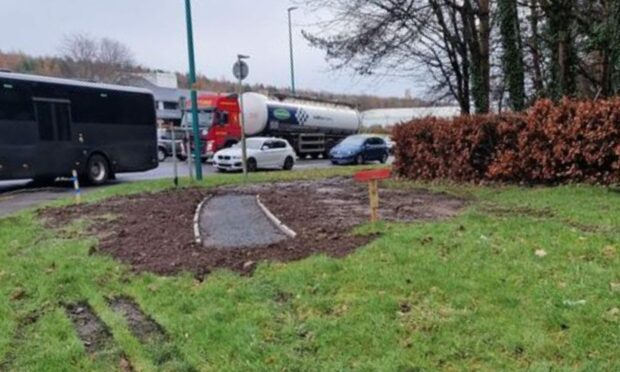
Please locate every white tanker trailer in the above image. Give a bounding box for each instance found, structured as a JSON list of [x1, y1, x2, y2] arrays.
[[242, 92, 361, 157]]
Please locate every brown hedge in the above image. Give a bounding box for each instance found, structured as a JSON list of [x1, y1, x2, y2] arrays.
[[393, 98, 620, 185]]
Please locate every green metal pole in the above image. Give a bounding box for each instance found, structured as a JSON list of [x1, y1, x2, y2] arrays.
[[184, 0, 203, 180]]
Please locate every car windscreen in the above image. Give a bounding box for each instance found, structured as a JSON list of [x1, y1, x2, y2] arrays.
[[244, 139, 264, 150], [182, 110, 213, 129], [339, 137, 366, 147]]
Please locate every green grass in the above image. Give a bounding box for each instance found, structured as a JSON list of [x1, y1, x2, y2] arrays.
[[1, 168, 619, 371]]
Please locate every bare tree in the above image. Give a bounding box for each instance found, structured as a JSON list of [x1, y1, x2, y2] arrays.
[[61, 33, 98, 80], [300, 0, 494, 114], [61, 33, 135, 83], [97, 37, 135, 83]]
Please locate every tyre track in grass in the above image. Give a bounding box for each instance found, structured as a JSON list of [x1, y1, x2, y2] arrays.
[[108, 296, 195, 371]]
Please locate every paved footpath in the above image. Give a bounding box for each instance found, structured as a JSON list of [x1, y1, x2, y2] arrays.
[[199, 195, 287, 249], [0, 187, 74, 218]]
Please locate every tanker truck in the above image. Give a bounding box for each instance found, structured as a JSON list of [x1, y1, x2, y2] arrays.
[[242, 93, 361, 158], [179, 92, 360, 161]]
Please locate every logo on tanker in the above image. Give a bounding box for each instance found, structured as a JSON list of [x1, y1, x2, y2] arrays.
[[295, 108, 309, 125], [273, 108, 291, 121]]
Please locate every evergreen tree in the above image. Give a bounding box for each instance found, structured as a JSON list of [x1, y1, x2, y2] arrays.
[[542, 0, 577, 98], [498, 0, 526, 111]]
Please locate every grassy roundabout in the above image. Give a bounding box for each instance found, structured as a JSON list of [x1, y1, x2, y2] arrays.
[[1, 168, 619, 370]]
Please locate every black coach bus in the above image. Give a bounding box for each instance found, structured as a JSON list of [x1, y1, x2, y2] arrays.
[[0, 72, 157, 184]]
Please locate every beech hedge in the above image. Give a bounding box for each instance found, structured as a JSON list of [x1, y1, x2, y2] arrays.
[[392, 98, 620, 184]]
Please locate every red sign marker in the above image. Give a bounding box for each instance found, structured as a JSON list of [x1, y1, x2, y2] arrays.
[[354, 168, 391, 224], [354, 168, 391, 183]]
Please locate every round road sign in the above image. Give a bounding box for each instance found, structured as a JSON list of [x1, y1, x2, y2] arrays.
[[233, 60, 249, 80]]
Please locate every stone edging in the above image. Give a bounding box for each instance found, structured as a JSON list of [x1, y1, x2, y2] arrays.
[[255, 195, 297, 238], [193, 196, 211, 244]]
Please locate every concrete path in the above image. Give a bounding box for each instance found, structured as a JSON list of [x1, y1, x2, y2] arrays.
[[199, 195, 287, 249]]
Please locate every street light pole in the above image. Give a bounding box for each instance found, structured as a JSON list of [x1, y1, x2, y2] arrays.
[[184, 0, 203, 181], [287, 6, 298, 95]]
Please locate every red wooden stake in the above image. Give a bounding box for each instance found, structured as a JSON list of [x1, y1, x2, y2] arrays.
[[354, 168, 391, 223]]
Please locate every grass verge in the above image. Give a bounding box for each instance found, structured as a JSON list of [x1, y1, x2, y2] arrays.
[[1, 168, 619, 370]]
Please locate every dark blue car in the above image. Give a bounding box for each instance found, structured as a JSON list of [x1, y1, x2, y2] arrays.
[[329, 135, 390, 165]]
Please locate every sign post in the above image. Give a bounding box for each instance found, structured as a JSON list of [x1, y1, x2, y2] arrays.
[[172, 97, 186, 188], [368, 178, 379, 222], [354, 168, 391, 223], [233, 55, 250, 181], [171, 125, 178, 187]]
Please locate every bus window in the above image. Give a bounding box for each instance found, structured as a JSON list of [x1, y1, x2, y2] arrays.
[[35, 101, 54, 141], [0, 85, 34, 121], [55, 103, 72, 141], [34, 100, 72, 142], [118, 92, 154, 126], [71, 90, 107, 124]]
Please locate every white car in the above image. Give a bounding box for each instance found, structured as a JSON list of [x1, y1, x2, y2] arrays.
[[213, 137, 296, 172]]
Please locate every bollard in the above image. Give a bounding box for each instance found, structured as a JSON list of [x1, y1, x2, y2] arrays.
[[71, 170, 81, 204]]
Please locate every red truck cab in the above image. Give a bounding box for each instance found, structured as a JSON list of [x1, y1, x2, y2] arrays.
[[180, 93, 241, 162]]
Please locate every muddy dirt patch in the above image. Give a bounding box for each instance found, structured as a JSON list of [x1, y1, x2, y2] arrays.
[[65, 302, 113, 354], [41, 177, 465, 277]]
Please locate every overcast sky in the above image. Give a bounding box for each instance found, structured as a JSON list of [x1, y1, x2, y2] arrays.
[[0, 0, 425, 98]]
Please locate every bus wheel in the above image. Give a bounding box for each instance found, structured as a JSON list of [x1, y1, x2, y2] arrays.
[[247, 158, 257, 172], [85, 154, 110, 185]]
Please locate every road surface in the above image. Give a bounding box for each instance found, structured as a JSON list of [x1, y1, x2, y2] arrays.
[[0, 159, 336, 218]]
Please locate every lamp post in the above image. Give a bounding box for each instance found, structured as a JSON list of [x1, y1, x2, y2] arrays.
[[287, 6, 298, 95], [184, 0, 203, 180]]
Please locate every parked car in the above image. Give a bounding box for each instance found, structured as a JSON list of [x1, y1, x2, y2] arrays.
[[157, 129, 185, 162], [329, 134, 390, 165], [381, 135, 395, 155], [212, 137, 296, 172]]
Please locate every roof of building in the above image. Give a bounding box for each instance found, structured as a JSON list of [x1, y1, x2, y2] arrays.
[[124, 76, 190, 102], [361, 106, 461, 127]]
